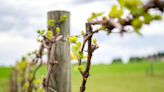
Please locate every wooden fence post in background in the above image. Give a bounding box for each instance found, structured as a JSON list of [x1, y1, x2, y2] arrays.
[[47, 11, 71, 92]]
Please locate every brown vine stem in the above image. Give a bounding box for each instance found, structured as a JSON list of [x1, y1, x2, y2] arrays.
[[44, 35, 63, 92], [78, 32, 94, 76], [45, 42, 57, 92], [80, 23, 93, 92]]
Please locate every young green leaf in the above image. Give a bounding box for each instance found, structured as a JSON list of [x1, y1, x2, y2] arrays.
[[48, 20, 55, 27], [69, 36, 78, 43], [46, 30, 53, 40], [81, 30, 85, 37], [134, 28, 142, 36], [109, 5, 123, 18], [143, 13, 153, 24], [78, 65, 84, 71], [37, 30, 46, 36], [88, 12, 103, 22], [123, 0, 143, 8], [76, 42, 81, 48], [55, 27, 61, 34], [131, 18, 143, 30], [34, 79, 42, 85], [98, 26, 105, 31], [71, 53, 78, 61], [78, 52, 84, 59], [23, 83, 29, 90], [92, 39, 97, 44], [60, 15, 68, 22], [153, 15, 162, 20], [72, 45, 79, 57], [130, 8, 144, 17], [88, 16, 95, 22], [118, 0, 125, 9], [20, 60, 27, 70], [131, 18, 143, 35]]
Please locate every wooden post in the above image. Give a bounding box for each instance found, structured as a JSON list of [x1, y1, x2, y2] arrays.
[[48, 11, 71, 92]]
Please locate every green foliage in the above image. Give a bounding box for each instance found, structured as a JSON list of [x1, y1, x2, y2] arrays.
[[60, 15, 68, 22], [131, 17, 143, 35], [78, 52, 84, 60], [33, 78, 42, 85], [112, 58, 122, 64], [55, 27, 61, 34], [35, 88, 44, 92], [46, 30, 53, 40], [118, 0, 124, 9], [131, 17, 143, 29], [130, 8, 144, 17], [19, 60, 28, 71], [70, 36, 85, 60], [71, 44, 83, 60], [48, 20, 55, 27], [12, 57, 44, 92], [23, 82, 29, 90], [92, 39, 97, 44], [81, 30, 85, 37], [88, 12, 103, 22], [37, 30, 46, 36], [76, 42, 82, 48], [69, 36, 78, 43], [37, 30, 46, 42], [98, 26, 106, 31], [118, 0, 144, 17], [119, 0, 143, 9], [143, 13, 153, 24], [109, 5, 123, 18], [129, 57, 145, 63], [153, 15, 162, 20], [72, 45, 79, 57], [78, 65, 84, 71]]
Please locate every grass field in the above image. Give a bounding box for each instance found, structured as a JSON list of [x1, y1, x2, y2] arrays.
[[0, 62, 164, 92], [0, 67, 11, 92]]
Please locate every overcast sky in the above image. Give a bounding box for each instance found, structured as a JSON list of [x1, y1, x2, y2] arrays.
[[0, 0, 164, 66]]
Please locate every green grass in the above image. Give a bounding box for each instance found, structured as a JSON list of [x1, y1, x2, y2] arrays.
[[72, 62, 164, 92], [1, 62, 164, 92], [0, 67, 11, 92]]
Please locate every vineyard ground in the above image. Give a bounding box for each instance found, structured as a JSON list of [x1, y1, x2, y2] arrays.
[[0, 61, 164, 92]]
